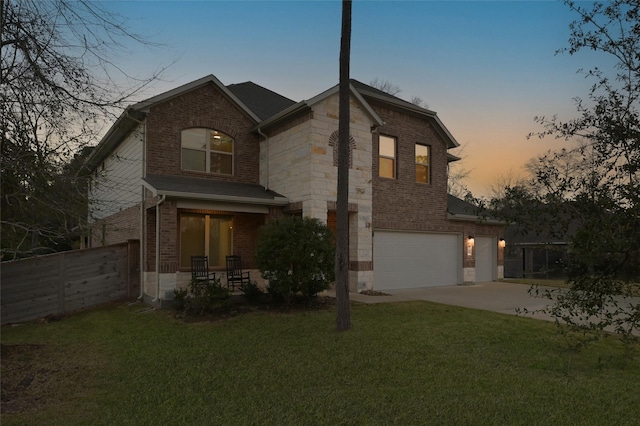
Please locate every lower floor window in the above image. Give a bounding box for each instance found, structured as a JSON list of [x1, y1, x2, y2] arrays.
[[180, 213, 233, 268]]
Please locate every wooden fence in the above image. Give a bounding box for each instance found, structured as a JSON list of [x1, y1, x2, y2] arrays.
[[1, 240, 140, 325]]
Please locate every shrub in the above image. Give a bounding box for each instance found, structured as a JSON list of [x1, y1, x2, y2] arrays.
[[173, 287, 189, 312], [256, 216, 335, 301], [173, 277, 230, 315], [241, 280, 265, 304]]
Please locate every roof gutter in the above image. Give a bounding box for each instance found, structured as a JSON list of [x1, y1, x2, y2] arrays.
[[153, 195, 166, 304], [447, 213, 507, 225], [257, 127, 270, 191], [141, 180, 289, 206]]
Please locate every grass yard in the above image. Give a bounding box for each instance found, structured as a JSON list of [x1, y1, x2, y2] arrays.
[[502, 278, 568, 288], [503, 278, 640, 296], [2, 300, 639, 425]]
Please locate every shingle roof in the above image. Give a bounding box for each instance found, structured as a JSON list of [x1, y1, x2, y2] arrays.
[[143, 174, 288, 205], [447, 194, 483, 216], [447, 195, 503, 224], [227, 82, 297, 121], [350, 79, 437, 115]]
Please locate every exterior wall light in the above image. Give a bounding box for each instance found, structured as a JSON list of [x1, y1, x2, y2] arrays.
[[467, 235, 474, 256], [499, 238, 506, 248]]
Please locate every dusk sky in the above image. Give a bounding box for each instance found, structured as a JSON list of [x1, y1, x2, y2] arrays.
[[104, 0, 613, 197]]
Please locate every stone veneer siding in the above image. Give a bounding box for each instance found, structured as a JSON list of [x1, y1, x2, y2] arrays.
[[262, 94, 374, 290]]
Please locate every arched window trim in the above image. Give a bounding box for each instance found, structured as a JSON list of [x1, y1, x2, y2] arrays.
[[328, 130, 356, 168]]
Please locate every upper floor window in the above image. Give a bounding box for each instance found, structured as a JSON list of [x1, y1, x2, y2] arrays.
[[181, 128, 233, 175], [379, 135, 396, 179], [415, 144, 430, 183]]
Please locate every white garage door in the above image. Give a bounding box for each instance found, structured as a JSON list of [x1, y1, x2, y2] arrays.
[[374, 231, 460, 290], [475, 236, 496, 282]]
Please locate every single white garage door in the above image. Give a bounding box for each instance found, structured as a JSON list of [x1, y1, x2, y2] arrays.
[[374, 231, 460, 290], [475, 236, 496, 282]]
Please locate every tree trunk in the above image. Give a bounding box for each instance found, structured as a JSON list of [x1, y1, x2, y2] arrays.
[[336, 0, 352, 331]]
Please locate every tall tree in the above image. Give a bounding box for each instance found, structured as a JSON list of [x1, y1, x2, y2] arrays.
[[1, 0, 165, 259], [336, 0, 352, 331], [498, 0, 639, 338]]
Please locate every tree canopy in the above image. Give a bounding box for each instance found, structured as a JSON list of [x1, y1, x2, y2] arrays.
[[1, 0, 165, 259], [493, 0, 639, 338]]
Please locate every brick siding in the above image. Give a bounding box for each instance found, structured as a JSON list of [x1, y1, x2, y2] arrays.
[[145, 83, 260, 184]]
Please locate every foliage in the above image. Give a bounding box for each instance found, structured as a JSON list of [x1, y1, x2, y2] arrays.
[[172, 287, 189, 312], [173, 277, 229, 315], [1, 0, 165, 260], [255, 216, 335, 301], [240, 280, 265, 304], [492, 0, 640, 339]]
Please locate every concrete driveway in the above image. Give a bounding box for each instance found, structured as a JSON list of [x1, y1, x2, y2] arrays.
[[343, 281, 556, 322], [331, 282, 640, 334]]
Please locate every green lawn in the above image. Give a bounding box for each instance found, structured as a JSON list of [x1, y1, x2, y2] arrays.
[[2, 300, 639, 425], [502, 278, 569, 288]]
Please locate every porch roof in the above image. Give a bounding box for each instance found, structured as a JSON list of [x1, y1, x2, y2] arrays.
[[143, 175, 289, 206]]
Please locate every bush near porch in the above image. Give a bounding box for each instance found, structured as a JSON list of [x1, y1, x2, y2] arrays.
[[2, 301, 639, 425]]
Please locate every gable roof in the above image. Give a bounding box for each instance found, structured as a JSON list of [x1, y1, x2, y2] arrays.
[[351, 79, 460, 150], [227, 82, 296, 121], [253, 82, 385, 132], [132, 74, 261, 122], [85, 74, 462, 173], [85, 75, 264, 172]]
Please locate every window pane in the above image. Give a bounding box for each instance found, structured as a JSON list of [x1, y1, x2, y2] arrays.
[[379, 135, 395, 157], [209, 216, 233, 267], [182, 148, 206, 171], [182, 128, 207, 150], [211, 153, 233, 175], [380, 157, 395, 178], [210, 132, 233, 153], [180, 214, 205, 268], [416, 145, 429, 165], [416, 164, 429, 183]]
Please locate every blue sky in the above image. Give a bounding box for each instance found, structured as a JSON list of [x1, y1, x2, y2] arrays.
[[105, 0, 610, 197]]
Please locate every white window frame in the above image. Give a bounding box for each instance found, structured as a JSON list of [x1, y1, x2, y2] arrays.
[[415, 143, 430, 184], [379, 135, 396, 179], [181, 128, 234, 175]]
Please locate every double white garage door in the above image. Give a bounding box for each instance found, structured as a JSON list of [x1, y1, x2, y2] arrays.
[[373, 231, 496, 290], [373, 231, 461, 290]]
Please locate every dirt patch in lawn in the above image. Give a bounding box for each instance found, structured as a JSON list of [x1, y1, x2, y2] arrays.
[[1, 342, 99, 415], [1, 343, 58, 414]]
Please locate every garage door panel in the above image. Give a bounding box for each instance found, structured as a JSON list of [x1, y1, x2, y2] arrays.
[[475, 236, 495, 282], [374, 231, 460, 290]]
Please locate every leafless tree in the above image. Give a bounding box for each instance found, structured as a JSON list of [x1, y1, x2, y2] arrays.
[[369, 78, 401, 96], [1, 0, 167, 259]]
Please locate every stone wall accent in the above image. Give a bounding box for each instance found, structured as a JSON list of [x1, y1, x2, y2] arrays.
[[262, 93, 375, 289]]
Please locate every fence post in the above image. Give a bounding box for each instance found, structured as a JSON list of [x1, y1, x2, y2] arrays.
[[57, 253, 66, 316], [127, 239, 140, 298]]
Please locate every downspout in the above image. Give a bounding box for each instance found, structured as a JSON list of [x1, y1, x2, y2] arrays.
[[257, 127, 269, 191], [153, 194, 166, 304], [139, 119, 146, 301]]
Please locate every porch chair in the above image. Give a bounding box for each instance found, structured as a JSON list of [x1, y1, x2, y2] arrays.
[[191, 256, 217, 296], [225, 255, 250, 291]]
